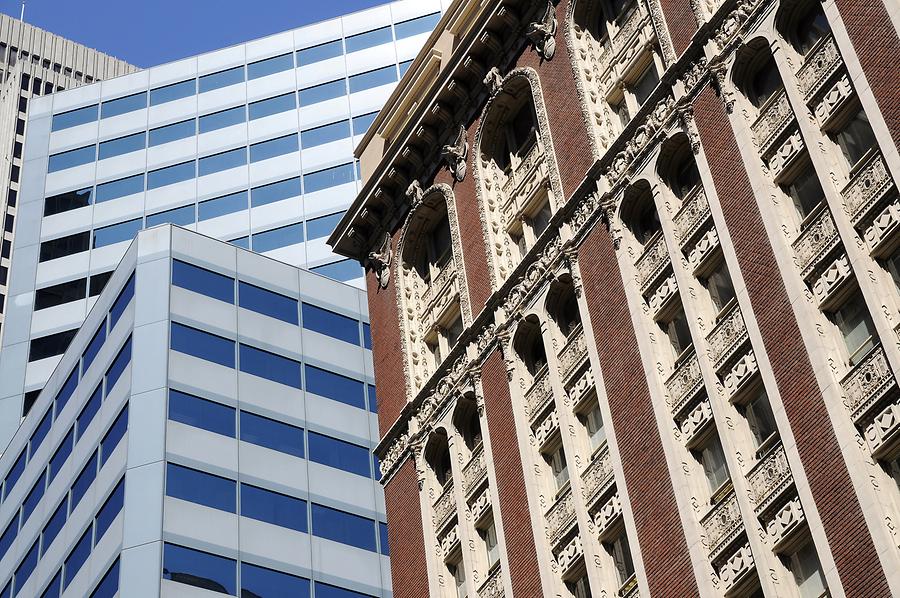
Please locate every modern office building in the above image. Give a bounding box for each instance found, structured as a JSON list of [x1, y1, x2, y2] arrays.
[[0, 0, 448, 448], [0, 13, 136, 340], [331, 0, 900, 596], [0, 224, 387, 597]]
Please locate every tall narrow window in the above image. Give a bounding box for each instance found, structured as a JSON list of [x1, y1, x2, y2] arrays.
[[544, 443, 569, 491], [749, 56, 782, 108], [698, 435, 730, 497], [581, 401, 606, 452], [449, 560, 467, 598], [610, 531, 635, 586], [705, 261, 736, 314], [782, 164, 825, 223], [793, 5, 830, 55], [664, 307, 693, 359], [479, 520, 500, 569], [745, 390, 777, 449], [832, 291, 876, 366], [787, 539, 828, 598], [832, 109, 877, 169]]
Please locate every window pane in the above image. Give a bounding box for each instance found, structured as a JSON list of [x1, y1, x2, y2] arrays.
[[240, 411, 304, 458], [82, 324, 106, 373], [29, 328, 77, 361], [395, 13, 440, 39], [302, 303, 359, 344], [362, 324, 372, 351], [311, 503, 376, 551], [251, 177, 300, 207], [99, 132, 145, 160], [171, 323, 235, 368], [304, 163, 354, 194], [52, 104, 98, 131], [41, 500, 66, 556], [101, 92, 147, 118], [150, 119, 196, 146], [297, 40, 343, 65], [95, 478, 125, 541], [90, 271, 113, 297], [22, 476, 45, 524], [30, 407, 52, 455], [305, 365, 365, 409], [48, 428, 74, 483], [399, 59, 413, 76], [39, 232, 91, 262], [150, 79, 196, 105], [248, 53, 294, 79], [105, 334, 132, 390], [316, 582, 375, 598], [109, 274, 135, 330], [56, 367, 78, 415], [147, 161, 195, 189], [241, 563, 310, 597], [379, 521, 389, 555], [169, 390, 235, 437], [252, 223, 303, 252], [63, 528, 91, 588], [250, 134, 299, 163], [200, 66, 245, 93], [299, 79, 345, 105], [200, 147, 247, 176], [166, 463, 236, 512], [367, 384, 377, 414], [90, 558, 119, 598], [70, 452, 97, 511], [77, 385, 102, 440], [100, 406, 128, 466], [48, 145, 95, 172], [351, 112, 377, 136], [301, 120, 350, 148], [163, 543, 236, 595], [199, 190, 248, 220], [310, 259, 363, 282], [0, 519, 15, 561], [239, 344, 301, 388], [147, 204, 195, 227], [249, 93, 296, 120], [35, 277, 87, 311], [348, 66, 397, 94], [240, 483, 307, 532], [239, 282, 298, 324], [345, 26, 392, 53], [199, 105, 246, 133], [172, 260, 235, 303], [15, 539, 39, 594], [4, 449, 26, 498], [44, 187, 92, 216], [230, 236, 250, 249], [306, 211, 344, 240], [95, 174, 144, 203], [308, 432, 370, 477]]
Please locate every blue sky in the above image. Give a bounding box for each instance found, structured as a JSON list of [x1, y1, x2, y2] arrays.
[[0, 0, 386, 68]]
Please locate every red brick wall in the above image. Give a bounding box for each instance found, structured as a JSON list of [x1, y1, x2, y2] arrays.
[[383, 459, 430, 598], [692, 86, 889, 596], [481, 351, 543, 597], [579, 228, 700, 596], [658, 0, 698, 57]]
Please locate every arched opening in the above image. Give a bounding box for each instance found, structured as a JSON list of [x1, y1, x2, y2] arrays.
[[620, 180, 660, 246], [733, 41, 784, 110], [402, 198, 453, 285], [513, 316, 548, 378], [777, 0, 830, 56], [425, 430, 453, 487], [547, 275, 582, 338], [453, 397, 482, 451], [657, 134, 701, 200], [482, 84, 539, 175]]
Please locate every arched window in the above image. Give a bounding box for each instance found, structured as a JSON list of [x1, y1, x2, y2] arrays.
[[783, 2, 831, 56], [426, 431, 453, 487], [658, 135, 701, 200], [514, 317, 548, 378], [748, 54, 782, 109], [620, 182, 661, 246], [547, 276, 581, 338], [454, 398, 482, 451]]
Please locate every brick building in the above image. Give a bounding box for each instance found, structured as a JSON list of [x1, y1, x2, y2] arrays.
[[329, 0, 900, 596]]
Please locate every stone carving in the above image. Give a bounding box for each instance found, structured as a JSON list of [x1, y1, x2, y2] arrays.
[[717, 543, 755, 592], [463, 443, 488, 497], [706, 303, 747, 371], [533, 410, 560, 447], [594, 493, 623, 539], [555, 534, 584, 574], [747, 442, 792, 516], [686, 228, 720, 270], [665, 351, 704, 416], [566, 366, 595, 406], [545, 485, 576, 546], [635, 233, 671, 292], [379, 431, 410, 480], [767, 130, 804, 177], [722, 350, 758, 399], [767, 496, 805, 549], [680, 399, 714, 446], [439, 523, 460, 559], [483, 66, 504, 96], [841, 345, 896, 421], [796, 34, 842, 100], [865, 400, 900, 458], [366, 232, 393, 289], [524, 366, 553, 422], [433, 482, 457, 530], [812, 254, 852, 306], [470, 487, 493, 522], [477, 565, 504, 598], [791, 207, 839, 279], [842, 152, 894, 225], [406, 179, 424, 207], [647, 273, 678, 315], [701, 489, 743, 559], [751, 89, 794, 154], [673, 187, 711, 245], [441, 125, 469, 182], [581, 445, 614, 505], [711, 0, 757, 54], [526, 1, 558, 61], [864, 198, 900, 254], [814, 73, 853, 128], [558, 326, 588, 381]]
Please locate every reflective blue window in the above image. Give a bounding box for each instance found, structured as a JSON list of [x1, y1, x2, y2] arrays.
[[251, 223, 303, 253], [48, 428, 74, 483], [109, 273, 135, 330], [297, 40, 343, 66], [311, 259, 363, 282], [30, 408, 52, 456], [311, 504, 377, 552], [99, 132, 145, 160], [150, 80, 196, 105], [306, 211, 344, 240], [301, 120, 350, 148], [22, 476, 45, 524], [304, 163, 355, 193], [373, 455, 381, 482], [100, 406, 128, 466], [41, 500, 66, 555], [95, 477, 124, 541], [199, 105, 245, 133], [82, 325, 106, 373], [93, 218, 142, 248], [90, 559, 119, 598], [63, 527, 91, 588], [251, 177, 300, 207], [171, 323, 235, 368], [240, 411, 303, 458], [71, 452, 97, 511], [240, 483, 307, 532], [199, 190, 247, 221], [169, 390, 235, 437], [166, 463, 236, 512], [44, 187, 92, 216], [173, 260, 235, 303], [239, 344, 301, 388], [95, 173, 144, 203], [308, 432, 370, 477], [238, 282, 298, 324], [241, 562, 310, 598], [349, 65, 397, 94], [4, 449, 26, 498], [399, 59, 413, 76], [379, 521, 389, 555], [230, 236, 250, 249], [249, 93, 296, 120], [14, 539, 39, 596], [0, 519, 15, 561], [302, 303, 359, 345], [101, 92, 147, 119], [150, 119, 196, 146], [396, 12, 440, 39], [200, 66, 244, 93], [363, 323, 372, 350], [163, 543, 236, 595], [250, 134, 298, 163], [248, 53, 294, 79], [305, 365, 365, 410], [40, 571, 60, 598], [351, 112, 377, 135], [299, 79, 345, 105], [345, 26, 392, 53], [48, 145, 95, 173], [368, 384, 377, 414], [147, 204, 195, 227], [105, 337, 132, 391], [200, 147, 247, 176], [316, 582, 375, 598], [51, 104, 98, 131], [148, 160, 196, 189], [77, 385, 102, 440]]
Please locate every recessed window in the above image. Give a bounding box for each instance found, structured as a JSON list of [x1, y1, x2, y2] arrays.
[[793, 5, 830, 55], [44, 187, 91, 216], [705, 261, 736, 314], [832, 290, 876, 366], [782, 164, 825, 223], [249, 92, 296, 120], [304, 162, 355, 194], [310, 259, 363, 282], [104, 339, 132, 394], [48, 144, 95, 173], [299, 79, 346, 105], [306, 211, 345, 240], [305, 364, 366, 410], [40, 500, 66, 557], [29, 328, 77, 361], [172, 260, 235, 304], [109, 273, 135, 330], [162, 543, 236, 594], [608, 530, 635, 586], [349, 65, 397, 94], [631, 64, 659, 107], [697, 434, 729, 496], [64, 527, 91, 588], [301, 120, 351, 148], [832, 108, 877, 169], [581, 401, 606, 452], [241, 562, 310, 597], [351, 112, 378, 135], [345, 26, 392, 53], [147, 204, 195, 227], [663, 306, 693, 359], [239, 281, 298, 324], [95, 477, 125, 541], [308, 431, 370, 477], [297, 39, 343, 66], [82, 324, 106, 373], [745, 390, 777, 449], [479, 519, 500, 569], [147, 161, 196, 189], [240, 483, 307, 532], [48, 428, 74, 483], [302, 303, 360, 345], [93, 218, 142, 248], [149, 118, 196, 146], [51, 104, 98, 131], [786, 538, 828, 598], [35, 278, 87, 310], [91, 559, 120, 598], [170, 322, 236, 368], [748, 55, 782, 108], [199, 147, 247, 176], [199, 105, 245, 133], [251, 176, 301, 207], [100, 405, 128, 465], [166, 463, 236, 512], [311, 503, 377, 551], [544, 443, 570, 491], [71, 452, 98, 511], [199, 66, 245, 93], [77, 385, 102, 440], [21, 476, 45, 524], [395, 12, 440, 39], [199, 190, 248, 221], [98, 131, 146, 160]]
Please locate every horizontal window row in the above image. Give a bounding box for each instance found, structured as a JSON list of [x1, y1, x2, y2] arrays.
[[310, 258, 364, 283], [168, 390, 373, 476], [34, 272, 112, 310]]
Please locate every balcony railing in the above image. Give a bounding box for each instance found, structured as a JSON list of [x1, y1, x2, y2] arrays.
[[706, 302, 747, 371], [500, 142, 547, 222], [635, 232, 670, 292], [767, 496, 805, 551], [717, 543, 756, 594], [840, 344, 897, 422], [421, 260, 458, 310], [665, 351, 704, 417], [555, 534, 585, 577], [866, 400, 900, 458], [594, 492, 623, 540], [863, 198, 900, 255], [791, 206, 839, 279], [463, 443, 488, 498], [700, 488, 743, 560], [433, 481, 457, 530], [842, 151, 894, 225], [746, 441, 792, 516], [558, 325, 588, 381], [751, 88, 794, 154], [524, 366, 553, 423], [796, 34, 842, 100], [478, 564, 504, 598], [546, 484, 577, 547], [581, 444, 614, 507], [673, 186, 711, 247], [618, 574, 639, 598]]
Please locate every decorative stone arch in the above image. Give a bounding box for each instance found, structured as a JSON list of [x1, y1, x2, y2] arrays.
[[730, 34, 778, 97], [773, 0, 826, 54], [616, 177, 660, 248], [473, 67, 566, 289], [395, 183, 473, 396], [655, 131, 702, 199]]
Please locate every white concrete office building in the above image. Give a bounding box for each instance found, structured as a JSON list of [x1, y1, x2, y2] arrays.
[[0, 0, 447, 448], [0, 224, 387, 598]]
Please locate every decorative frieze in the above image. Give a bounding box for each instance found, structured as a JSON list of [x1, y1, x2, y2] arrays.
[[842, 152, 894, 226], [706, 302, 747, 371], [812, 254, 853, 307], [680, 398, 714, 447], [554, 534, 584, 576], [864, 400, 900, 459], [439, 523, 461, 560], [665, 352, 704, 417], [751, 89, 794, 155], [594, 492, 623, 540], [717, 543, 756, 594], [478, 565, 504, 598], [766, 130, 805, 179], [546, 485, 577, 547], [558, 325, 588, 381], [673, 186, 711, 246], [463, 444, 488, 498], [687, 228, 720, 271], [722, 351, 759, 401], [701, 489, 744, 560], [433, 482, 457, 530], [647, 273, 679, 315], [796, 34, 842, 101], [813, 73, 853, 129], [791, 207, 840, 279], [636, 233, 671, 292], [566, 367, 596, 406], [841, 344, 897, 422], [524, 366, 553, 423], [747, 442, 792, 517], [581, 445, 614, 507], [766, 496, 806, 551], [533, 410, 560, 448], [421, 260, 459, 313], [469, 487, 493, 523], [863, 198, 900, 255]]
